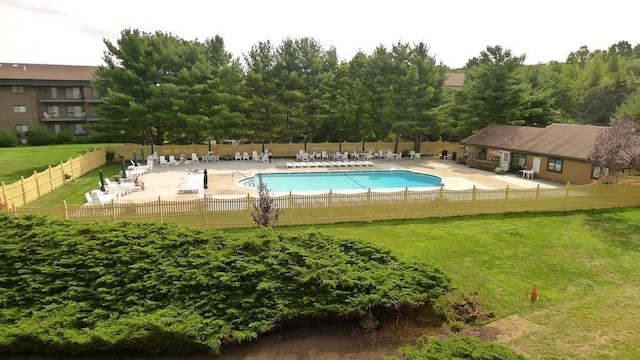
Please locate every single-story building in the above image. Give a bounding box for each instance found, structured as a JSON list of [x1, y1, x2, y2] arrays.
[[460, 123, 606, 185]]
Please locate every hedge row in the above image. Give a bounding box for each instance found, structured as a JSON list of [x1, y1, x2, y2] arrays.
[[0, 214, 452, 356]]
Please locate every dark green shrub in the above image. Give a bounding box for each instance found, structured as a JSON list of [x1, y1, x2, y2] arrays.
[[0, 129, 18, 147], [0, 214, 452, 356], [26, 126, 55, 146], [56, 130, 75, 144], [389, 336, 525, 360]]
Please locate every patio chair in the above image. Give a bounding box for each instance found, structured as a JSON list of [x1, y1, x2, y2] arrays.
[[235, 152, 242, 161], [168, 155, 180, 166], [159, 156, 170, 167], [242, 152, 250, 161], [191, 153, 200, 163], [252, 151, 260, 162]]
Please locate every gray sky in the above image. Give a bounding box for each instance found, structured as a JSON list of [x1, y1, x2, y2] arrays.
[[1, 0, 638, 68]]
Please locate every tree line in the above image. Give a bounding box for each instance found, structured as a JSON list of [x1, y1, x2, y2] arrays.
[[90, 29, 640, 145]]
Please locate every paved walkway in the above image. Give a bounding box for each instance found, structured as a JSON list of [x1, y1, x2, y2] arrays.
[[117, 158, 559, 203]]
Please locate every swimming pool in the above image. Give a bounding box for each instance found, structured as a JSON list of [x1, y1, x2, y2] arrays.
[[237, 170, 443, 193]]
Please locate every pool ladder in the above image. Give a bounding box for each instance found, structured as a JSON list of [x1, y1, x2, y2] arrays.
[[231, 171, 251, 183]]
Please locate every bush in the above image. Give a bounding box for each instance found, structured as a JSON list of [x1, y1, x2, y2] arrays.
[[0, 129, 18, 147], [56, 130, 75, 144], [389, 336, 525, 360], [494, 167, 506, 174], [26, 126, 55, 146], [0, 215, 452, 356]]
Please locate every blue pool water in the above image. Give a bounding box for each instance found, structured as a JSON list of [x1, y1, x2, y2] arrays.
[[238, 170, 443, 193]]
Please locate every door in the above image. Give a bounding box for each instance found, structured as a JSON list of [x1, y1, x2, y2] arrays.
[[510, 153, 527, 173], [532, 157, 541, 173], [499, 151, 510, 170]]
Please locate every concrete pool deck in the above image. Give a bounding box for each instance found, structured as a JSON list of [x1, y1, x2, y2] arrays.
[[117, 157, 560, 203]]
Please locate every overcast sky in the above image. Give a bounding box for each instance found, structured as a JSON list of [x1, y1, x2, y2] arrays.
[[1, 0, 638, 69]]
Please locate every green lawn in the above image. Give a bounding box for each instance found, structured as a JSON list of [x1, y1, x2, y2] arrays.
[[0, 144, 105, 184], [26, 164, 122, 206], [230, 209, 640, 359]]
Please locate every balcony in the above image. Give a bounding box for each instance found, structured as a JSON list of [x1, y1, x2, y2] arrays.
[[40, 97, 84, 103]]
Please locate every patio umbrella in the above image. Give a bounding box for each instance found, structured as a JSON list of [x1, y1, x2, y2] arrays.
[[304, 141, 307, 151], [99, 169, 106, 192], [133, 150, 138, 166], [208, 140, 212, 153], [339, 140, 342, 153], [362, 139, 365, 151], [141, 148, 145, 160], [121, 160, 127, 179], [261, 143, 265, 153], [151, 142, 154, 155], [203, 169, 208, 190]]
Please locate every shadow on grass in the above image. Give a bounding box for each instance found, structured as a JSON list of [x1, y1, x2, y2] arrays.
[[585, 210, 640, 251]]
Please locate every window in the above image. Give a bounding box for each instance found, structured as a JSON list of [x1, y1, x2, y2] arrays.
[[91, 87, 100, 99], [67, 123, 84, 133], [48, 124, 61, 134], [11, 86, 24, 94], [15, 124, 29, 132], [46, 87, 58, 99], [13, 105, 26, 113], [65, 87, 81, 99], [547, 158, 563, 173], [66, 105, 83, 117], [591, 166, 609, 179], [476, 147, 487, 160], [46, 105, 59, 118]]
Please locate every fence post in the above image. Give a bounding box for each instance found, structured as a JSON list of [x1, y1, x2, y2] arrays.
[[34, 170, 41, 199], [158, 196, 163, 223], [20, 176, 26, 206], [48, 165, 54, 190], [472, 185, 477, 215], [1, 181, 7, 207], [504, 185, 509, 212], [403, 187, 408, 217], [289, 191, 293, 209], [111, 200, 117, 222], [438, 185, 444, 217], [69, 157, 74, 179], [367, 188, 371, 219], [535, 185, 540, 212], [63, 200, 69, 220], [564, 182, 571, 211]]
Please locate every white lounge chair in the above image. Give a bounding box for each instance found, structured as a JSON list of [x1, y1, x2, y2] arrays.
[[168, 155, 180, 166], [242, 152, 250, 161], [235, 152, 242, 161], [191, 153, 200, 163], [159, 156, 170, 167]]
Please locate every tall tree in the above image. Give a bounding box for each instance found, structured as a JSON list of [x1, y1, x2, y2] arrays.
[[92, 29, 239, 144], [243, 41, 284, 142], [453, 46, 530, 134]]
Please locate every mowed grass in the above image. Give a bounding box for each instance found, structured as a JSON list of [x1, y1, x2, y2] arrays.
[[26, 164, 122, 206], [0, 144, 105, 184], [230, 209, 640, 359]]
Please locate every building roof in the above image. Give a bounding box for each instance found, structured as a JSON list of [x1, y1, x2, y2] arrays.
[[0, 63, 97, 81], [461, 123, 606, 160], [445, 72, 465, 87]]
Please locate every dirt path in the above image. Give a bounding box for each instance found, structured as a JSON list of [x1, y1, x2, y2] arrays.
[[214, 315, 449, 360]]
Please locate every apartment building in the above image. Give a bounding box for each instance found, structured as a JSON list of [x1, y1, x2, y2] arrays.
[[0, 63, 100, 143]]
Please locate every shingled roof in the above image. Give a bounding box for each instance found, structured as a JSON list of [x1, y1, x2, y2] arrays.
[[0, 63, 97, 81], [461, 123, 606, 160]]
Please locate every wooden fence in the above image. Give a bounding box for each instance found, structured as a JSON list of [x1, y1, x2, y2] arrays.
[[1, 149, 106, 208], [107, 140, 461, 161], [5, 182, 640, 229]]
